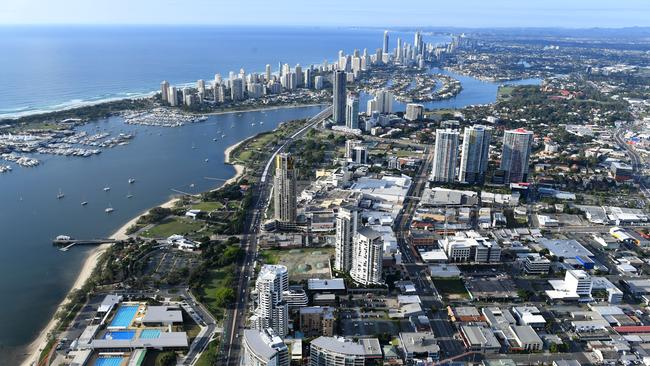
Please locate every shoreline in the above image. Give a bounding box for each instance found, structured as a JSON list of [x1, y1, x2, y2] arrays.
[[21, 139, 248, 366]]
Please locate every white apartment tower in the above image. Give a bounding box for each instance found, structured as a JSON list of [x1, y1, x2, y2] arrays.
[[431, 129, 459, 183], [351, 227, 384, 286], [254, 265, 289, 338], [335, 205, 360, 273], [459, 125, 492, 184], [345, 93, 359, 130]]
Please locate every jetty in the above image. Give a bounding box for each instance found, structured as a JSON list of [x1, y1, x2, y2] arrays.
[[52, 237, 120, 251]]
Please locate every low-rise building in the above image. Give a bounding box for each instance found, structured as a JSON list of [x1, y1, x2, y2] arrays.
[[399, 332, 440, 363], [299, 307, 336, 337], [460, 326, 501, 353]]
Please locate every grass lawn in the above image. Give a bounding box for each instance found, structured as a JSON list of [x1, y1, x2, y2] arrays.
[[191, 201, 224, 211], [195, 338, 220, 366], [259, 250, 280, 264], [236, 150, 254, 163], [197, 265, 234, 319], [141, 217, 204, 238], [432, 278, 469, 299], [498, 85, 515, 100]]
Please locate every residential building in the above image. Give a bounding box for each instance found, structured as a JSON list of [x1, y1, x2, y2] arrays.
[[351, 227, 384, 286], [405, 103, 424, 121], [459, 125, 492, 184], [345, 93, 360, 129], [431, 129, 459, 183], [333, 70, 347, 124], [309, 337, 382, 366], [241, 328, 290, 366], [254, 265, 289, 338], [273, 153, 297, 225], [500, 128, 533, 183], [299, 307, 336, 337], [335, 205, 360, 273]]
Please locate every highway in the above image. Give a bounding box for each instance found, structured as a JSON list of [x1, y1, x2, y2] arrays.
[[615, 127, 650, 199], [217, 106, 332, 366]]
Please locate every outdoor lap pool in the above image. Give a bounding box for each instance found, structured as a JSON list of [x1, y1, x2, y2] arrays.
[[94, 357, 124, 366], [139, 329, 161, 339], [109, 305, 138, 328]]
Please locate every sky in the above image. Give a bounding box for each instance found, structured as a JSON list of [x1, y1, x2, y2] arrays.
[[2, 0, 650, 28]]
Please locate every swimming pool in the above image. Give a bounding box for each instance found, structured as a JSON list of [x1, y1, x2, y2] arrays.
[[95, 357, 123, 366], [104, 330, 135, 340], [139, 329, 161, 339], [109, 305, 138, 328]]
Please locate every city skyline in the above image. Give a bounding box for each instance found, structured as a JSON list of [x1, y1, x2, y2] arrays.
[[2, 0, 650, 28]]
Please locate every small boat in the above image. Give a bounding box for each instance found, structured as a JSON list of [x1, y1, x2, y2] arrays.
[[103, 186, 111, 192], [204, 158, 209, 162], [251, 122, 256, 126], [191, 143, 197, 149], [81, 201, 88, 206], [126, 194, 133, 199], [190, 183, 195, 188], [213, 138, 217, 141], [221, 134, 226, 138], [57, 189, 65, 199], [128, 178, 135, 184], [260, 121, 264, 124], [105, 204, 114, 213]]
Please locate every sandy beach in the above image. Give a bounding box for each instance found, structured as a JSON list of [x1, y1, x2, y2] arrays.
[[21, 140, 248, 366]]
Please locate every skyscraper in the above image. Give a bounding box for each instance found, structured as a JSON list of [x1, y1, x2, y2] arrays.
[[431, 129, 460, 183], [500, 128, 534, 183], [254, 265, 289, 338], [160, 81, 169, 103], [334, 205, 359, 273], [265, 64, 272, 82], [332, 70, 347, 124], [459, 125, 492, 184], [231, 78, 244, 101], [345, 93, 359, 130], [383, 30, 389, 56], [351, 227, 384, 286], [273, 153, 297, 225], [294, 64, 303, 87], [168, 86, 177, 106]]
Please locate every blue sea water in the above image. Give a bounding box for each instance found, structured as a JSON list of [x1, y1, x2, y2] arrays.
[[0, 26, 448, 117], [0, 26, 540, 365]]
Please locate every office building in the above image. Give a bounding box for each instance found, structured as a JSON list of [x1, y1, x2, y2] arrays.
[[431, 129, 459, 183], [345, 93, 359, 129], [500, 128, 533, 183], [309, 337, 382, 366], [351, 227, 384, 286], [335, 205, 360, 273], [332, 70, 347, 124], [405, 103, 424, 121], [459, 125, 492, 184], [160, 81, 169, 103], [241, 328, 290, 366], [254, 265, 289, 338], [565, 270, 592, 296], [442, 235, 501, 263], [273, 153, 297, 225]]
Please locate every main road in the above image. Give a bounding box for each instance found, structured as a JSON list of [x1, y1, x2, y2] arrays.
[[218, 106, 332, 366]]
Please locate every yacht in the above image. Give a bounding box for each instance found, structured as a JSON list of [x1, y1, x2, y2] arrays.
[[81, 201, 88, 206], [204, 158, 209, 162], [126, 194, 133, 199], [103, 186, 111, 192], [57, 189, 65, 199], [105, 204, 114, 213], [128, 178, 136, 184]]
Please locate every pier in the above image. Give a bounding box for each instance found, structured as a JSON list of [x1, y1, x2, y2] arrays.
[[52, 238, 120, 251]]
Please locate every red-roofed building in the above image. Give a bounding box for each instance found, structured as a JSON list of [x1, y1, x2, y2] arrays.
[[614, 326, 650, 333]]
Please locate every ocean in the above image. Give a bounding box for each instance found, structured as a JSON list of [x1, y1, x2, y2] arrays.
[[0, 26, 540, 364]]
